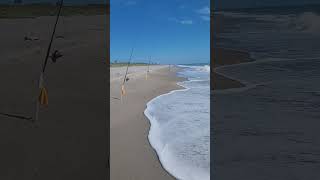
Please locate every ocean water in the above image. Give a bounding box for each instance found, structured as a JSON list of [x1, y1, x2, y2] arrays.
[[215, 6, 320, 118], [214, 7, 320, 178], [216, 6, 320, 60], [144, 65, 210, 180], [215, 5, 320, 87]]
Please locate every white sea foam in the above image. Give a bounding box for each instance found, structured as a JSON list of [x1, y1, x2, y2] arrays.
[[144, 65, 210, 180]]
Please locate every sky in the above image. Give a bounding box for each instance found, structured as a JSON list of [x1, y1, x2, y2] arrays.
[[110, 0, 210, 65]]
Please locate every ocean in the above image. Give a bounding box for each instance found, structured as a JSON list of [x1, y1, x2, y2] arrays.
[[215, 5, 320, 60], [144, 65, 210, 180], [214, 5, 320, 179], [215, 5, 320, 94]]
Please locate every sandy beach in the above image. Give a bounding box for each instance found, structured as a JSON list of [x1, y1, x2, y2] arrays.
[[0, 12, 108, 179], [110, 65, 182, 180]]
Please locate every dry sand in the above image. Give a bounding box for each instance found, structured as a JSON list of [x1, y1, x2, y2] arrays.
[[110, 65, 168, 82], [110, 66, 182, 180], [0, 14, 108, 179]]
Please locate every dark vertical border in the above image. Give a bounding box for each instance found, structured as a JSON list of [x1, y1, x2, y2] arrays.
[[210, 0, 214, 179], [106, 1, 110, 179]]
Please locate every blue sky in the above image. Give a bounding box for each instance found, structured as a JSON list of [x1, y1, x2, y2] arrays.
[[110, 0, 210, 64]]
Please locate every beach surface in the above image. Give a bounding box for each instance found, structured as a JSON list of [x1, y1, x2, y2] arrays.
[[0, 14, 108, 179], [110, 65, 182, 180]]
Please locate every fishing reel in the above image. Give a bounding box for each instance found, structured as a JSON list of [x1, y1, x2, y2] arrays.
[[50, 50, 63, 63]]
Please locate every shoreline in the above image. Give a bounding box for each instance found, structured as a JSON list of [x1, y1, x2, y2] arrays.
[[145, 67, 189, 180], [145, 65, 210, 180], [110, 66, 183, 180], [213, 48, 254, 90], [144, 74, 188, 179]]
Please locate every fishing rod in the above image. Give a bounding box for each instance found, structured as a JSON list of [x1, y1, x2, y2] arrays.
[[0, 0, 63, 122], [35, 0, 64, 122], [146, 56, 151, 80], [42, 0, 64, 73], [0, 1, 64, 123], [147, 56, 151, 72], [122, 47, 134, 85], [120, 47, 134, 101]]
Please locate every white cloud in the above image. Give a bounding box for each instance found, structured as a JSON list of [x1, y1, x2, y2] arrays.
[[200, 15, 210, 21], [125, 1, 136, 6], [168, 17, 193, 25], [196, 6, 210, 15], [168, 17, 178, 22], [196, 6, 210, 22], [180, 20, 193, 25]]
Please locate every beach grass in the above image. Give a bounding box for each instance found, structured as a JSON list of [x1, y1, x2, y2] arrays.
[[0, 4, 108, 18]]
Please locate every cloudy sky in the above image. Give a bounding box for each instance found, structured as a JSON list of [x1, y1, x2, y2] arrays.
[[110, 0, 210, 64]]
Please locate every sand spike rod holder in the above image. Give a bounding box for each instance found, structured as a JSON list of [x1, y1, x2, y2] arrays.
[[35, 0, 64, 122]]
